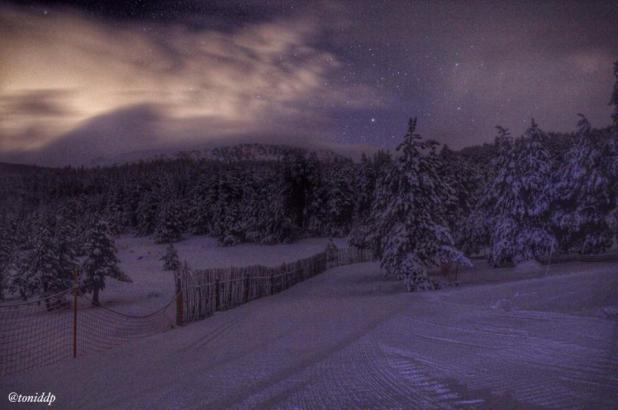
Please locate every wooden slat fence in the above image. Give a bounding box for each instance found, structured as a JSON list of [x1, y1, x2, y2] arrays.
[[176, 245, 374, 324], [536, 250, 618, 265]]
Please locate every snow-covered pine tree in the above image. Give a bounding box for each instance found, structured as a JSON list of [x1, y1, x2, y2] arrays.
[[461, 126, 513, 257], [161, 243, 181, 271], [372, 118, 469, 291], [13, 222, 71, 300], [154, 200, 184, 244], [437, 145, 459, 225], [437, 144, 482, 252], [82, 219, 131, 306], [551, 115, 616, 253], [480, 120, 556, 266]]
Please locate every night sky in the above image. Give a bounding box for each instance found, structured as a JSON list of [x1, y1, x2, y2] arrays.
[[1, 0, 617, 165]]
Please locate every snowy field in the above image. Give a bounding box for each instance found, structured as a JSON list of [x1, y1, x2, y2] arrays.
[[104, 235, 348, 314], [1, 240, 617, 409]]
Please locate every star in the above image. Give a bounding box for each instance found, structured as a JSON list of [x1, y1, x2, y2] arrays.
[[370, 117, 376, 123]]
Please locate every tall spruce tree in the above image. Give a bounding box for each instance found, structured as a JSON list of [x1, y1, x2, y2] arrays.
[[438, 144, 481, 253], [467, 126, 514, 259], [480, 120, 556, 266], [372, 118, 469, 291], [82, 220, 131, 306], [551, 115, 615, 253]]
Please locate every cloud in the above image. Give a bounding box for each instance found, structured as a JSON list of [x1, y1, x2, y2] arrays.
[[0, 89, 80, 151], [0, 5, 378, 161]]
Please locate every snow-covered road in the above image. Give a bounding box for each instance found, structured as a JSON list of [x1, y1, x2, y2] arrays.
[[2, 261, 617, 409]]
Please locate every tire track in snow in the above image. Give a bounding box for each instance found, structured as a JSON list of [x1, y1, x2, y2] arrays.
[[362, 299, 618, 409], [209, 302, 407, 410]]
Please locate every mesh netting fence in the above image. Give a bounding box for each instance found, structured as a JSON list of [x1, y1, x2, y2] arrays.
[[0, 289, 177, 377]]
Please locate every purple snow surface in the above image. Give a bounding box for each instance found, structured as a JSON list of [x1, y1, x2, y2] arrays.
[[2, 261, 617, 409]]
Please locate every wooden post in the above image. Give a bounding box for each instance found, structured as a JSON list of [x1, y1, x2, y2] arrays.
[[215, 278, 220, 310], [244, 274, 250, 303], [270, 272, 274, 294], [175, 271, 184, 326], [72, 270, 78, 359], [281, 263, 286, 290]]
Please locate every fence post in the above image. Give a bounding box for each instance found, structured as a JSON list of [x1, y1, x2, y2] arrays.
[[244, 274, 250, 303], [215, 278, 220, 310], [281, 263, 286, 290], [175, 270, 184, 326], [270, 272, 274, 294], [72, 270, 79, 358]]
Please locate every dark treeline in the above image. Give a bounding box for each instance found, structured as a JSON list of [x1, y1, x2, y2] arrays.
[[0, 146, 362, 247]]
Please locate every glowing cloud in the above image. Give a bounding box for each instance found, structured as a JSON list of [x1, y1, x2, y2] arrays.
[[0, 6, 375, 155]]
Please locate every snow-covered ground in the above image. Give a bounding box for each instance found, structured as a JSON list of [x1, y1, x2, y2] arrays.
[[2, 246, 617, 409]]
